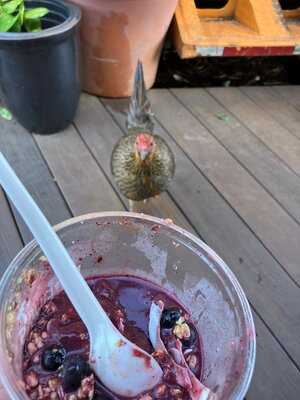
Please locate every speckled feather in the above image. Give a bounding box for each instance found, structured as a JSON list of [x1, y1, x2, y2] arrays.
[[111, 132, 175, 201], [111, 61, 175, 201]]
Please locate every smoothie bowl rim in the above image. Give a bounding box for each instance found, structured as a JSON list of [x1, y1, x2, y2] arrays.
[[0, 211, 256, 400]]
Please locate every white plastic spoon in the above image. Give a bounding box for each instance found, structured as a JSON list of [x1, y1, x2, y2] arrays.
[[0, 152, 162, 397]]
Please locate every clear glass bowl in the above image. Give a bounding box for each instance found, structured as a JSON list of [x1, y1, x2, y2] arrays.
[[0, 212, 256, 400]]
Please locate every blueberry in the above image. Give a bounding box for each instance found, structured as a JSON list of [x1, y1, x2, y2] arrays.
[[60, 355, 91, 392], [160, 308, 181, 329], [42, 345, 66, 371], [182, 324, 197, 350]]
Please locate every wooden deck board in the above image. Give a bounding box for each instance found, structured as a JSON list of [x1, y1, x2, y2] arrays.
[[34, 125, 124, 216], [171, 87, 300, 227], [248, 314, 300, 400], [241, 86, 300, 141], [0, 188, 23, 274], [208, 87, 300, 177], [0, 86, 300, 399], [150, 89, 300, 288], [272, 85, 300, 110], [0, 118, 71, 243]]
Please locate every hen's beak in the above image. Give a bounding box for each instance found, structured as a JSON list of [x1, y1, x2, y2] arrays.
[[139, 149, 150, 161]]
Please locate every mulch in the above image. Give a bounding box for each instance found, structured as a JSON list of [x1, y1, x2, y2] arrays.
[[155, 45, 300, 88]]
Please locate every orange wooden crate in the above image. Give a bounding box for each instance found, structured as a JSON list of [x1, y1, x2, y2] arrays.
[[172, 0, 300, 58]]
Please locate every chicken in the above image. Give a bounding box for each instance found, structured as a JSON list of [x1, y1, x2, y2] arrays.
[[111, 61, 175, 202]]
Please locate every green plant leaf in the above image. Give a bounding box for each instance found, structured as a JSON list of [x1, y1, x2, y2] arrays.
[[11, 13, 21, 31], [24, 17, 41, 32], [0, 107, 12, 120], [19, 1, 24, 25], [2, 0, 23, 15], [24, 7, 48, 20], [215, 112, 231, 123], [0, 12, 18, 32]]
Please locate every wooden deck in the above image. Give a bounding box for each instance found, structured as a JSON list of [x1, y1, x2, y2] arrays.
[[1, 86, 300, 399]]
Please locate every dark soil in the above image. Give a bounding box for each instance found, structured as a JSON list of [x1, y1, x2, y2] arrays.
[[193, 0, 300, 10], [194, 0, 228, 8], [155, 45, 300, 88]]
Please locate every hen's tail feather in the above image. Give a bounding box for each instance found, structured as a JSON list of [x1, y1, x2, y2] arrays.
[[126, 60, 155, 133]]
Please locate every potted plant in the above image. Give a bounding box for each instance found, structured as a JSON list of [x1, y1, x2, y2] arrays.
[[67, 0, 178, 98], [0, 0, 81, 134]]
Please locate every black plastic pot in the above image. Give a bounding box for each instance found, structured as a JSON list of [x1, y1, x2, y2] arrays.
[[0, 0, 81, 134]]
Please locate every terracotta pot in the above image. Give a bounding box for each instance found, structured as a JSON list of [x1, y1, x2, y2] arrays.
[[68, 0, 178, 97]]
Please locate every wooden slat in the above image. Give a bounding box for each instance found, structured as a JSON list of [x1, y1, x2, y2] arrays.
[[207, 87, 300, 177], [241, 86, 300, 141], [272, 85, 300, 110], [150, 89, 300, 288], [74, 94, 195, 233], [149, 89, 300, 365], [248, 314, 300, 400], [0, 118, 71, 243], [102, 92, 300, 398], [0, 188, 23, 275], [170, 87, 300, 226], [34, 124, 124, 216]]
